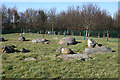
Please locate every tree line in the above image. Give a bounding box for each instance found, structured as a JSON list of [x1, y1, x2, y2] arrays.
[[1, 3, 119, 35]]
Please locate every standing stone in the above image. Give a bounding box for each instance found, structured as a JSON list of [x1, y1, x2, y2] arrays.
[[61, 47, 74, 54], [87, 38, 99, 48], [19, 37, 26, 41], [58, 37, 77, 45], [56, 47, 74, 54]]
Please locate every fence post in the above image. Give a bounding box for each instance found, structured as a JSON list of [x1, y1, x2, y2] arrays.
[[64, 30, 66, 37], [21, 29, 23, 37], [84, 30, 85, 40], [107, 31, 109, 41]]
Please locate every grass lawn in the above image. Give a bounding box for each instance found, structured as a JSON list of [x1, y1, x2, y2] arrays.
[[1, 33, 119, 78]]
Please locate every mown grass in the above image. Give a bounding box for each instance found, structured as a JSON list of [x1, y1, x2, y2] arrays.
[[1, 33, 119, 78]]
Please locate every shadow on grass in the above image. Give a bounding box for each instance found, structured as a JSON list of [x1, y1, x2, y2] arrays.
[[15, 49, 30, 53], [112, 50, 116, 52], [98, 44, 102, 47], [68, 41, 82, 46], [76, 41, 82, 44], [25, 39, 30, 41], [0, 39, 8, 42]]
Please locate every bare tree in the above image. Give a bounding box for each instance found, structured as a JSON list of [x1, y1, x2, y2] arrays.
[[2, 5, 9, 29], [113, 10, 119, 31], [2, 4, 118, 34], [48, 8, 56, 33], [80, 3, 100, 36]]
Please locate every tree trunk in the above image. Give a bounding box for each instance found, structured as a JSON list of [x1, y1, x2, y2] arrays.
[[58, 32, 60, 35], [40, 31, 41, 34], [98, 32, 100, 38], [79, 32, 81, 36], [71, 30, 74, 36], [52, 27, 54, 35], [103, 31, 105, 37], [54, 31, 56, 35], [88, 30, 90, 37], [86, 30, 88, 37]]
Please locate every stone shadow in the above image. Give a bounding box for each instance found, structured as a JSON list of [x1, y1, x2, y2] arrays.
[[25, 39, 30, 41], [15, 48, 30, 53], [70, 41, 82, 45], [112, 50, 116, 52], [98, 44, 102, 47], [0, 39, 8, 42]]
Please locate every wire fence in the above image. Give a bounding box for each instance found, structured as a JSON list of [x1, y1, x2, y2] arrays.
[[2, 29, 119, 38]]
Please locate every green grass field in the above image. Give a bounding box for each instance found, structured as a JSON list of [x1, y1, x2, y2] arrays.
[[1, 33, 119, 78]]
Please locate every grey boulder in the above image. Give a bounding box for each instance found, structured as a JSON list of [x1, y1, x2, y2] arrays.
[[24, 57, 36, 61], [58, 37, 76, 45], [84, 46, 112, 54], [56, 47, 74, 54], [32, 38, 46, 43]]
